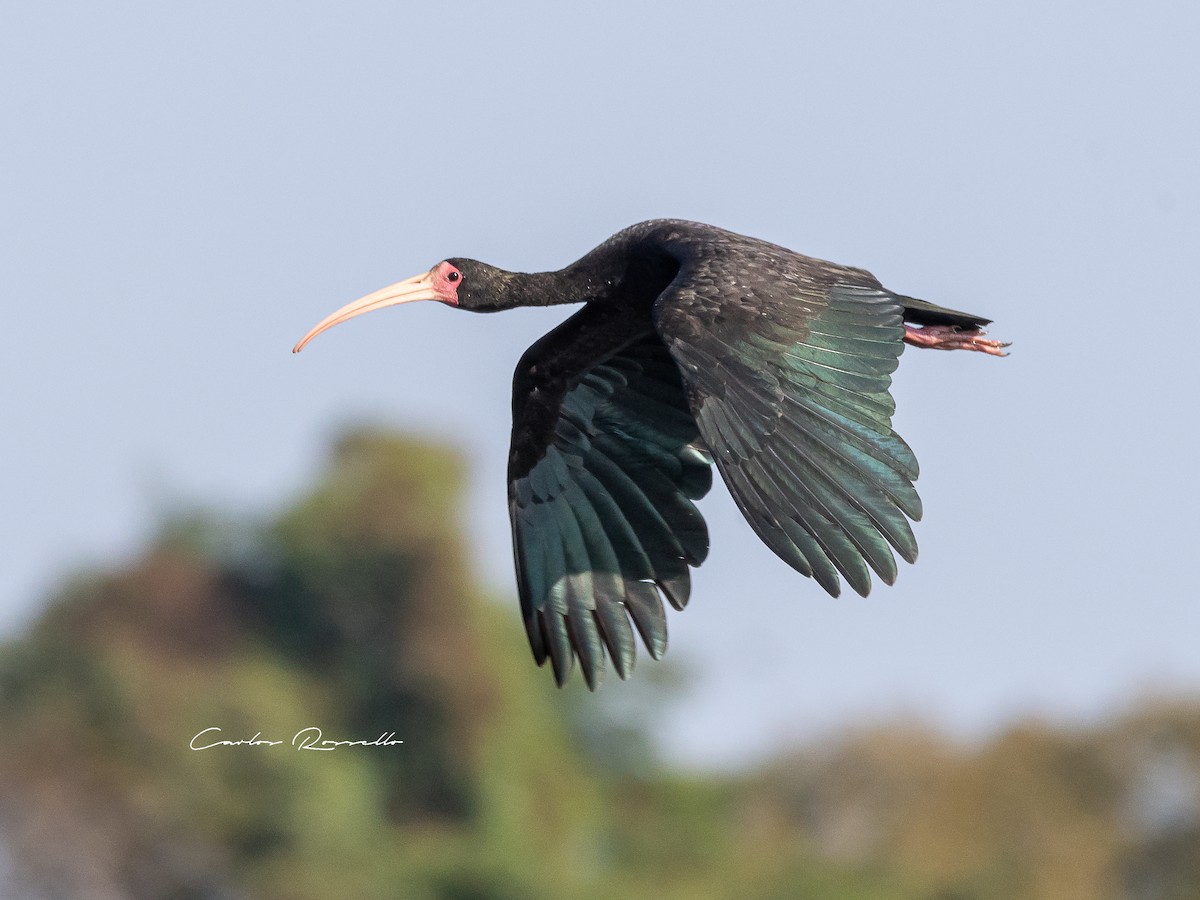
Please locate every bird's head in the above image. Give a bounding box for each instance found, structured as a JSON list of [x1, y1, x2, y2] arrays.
[[292, 258, 510, 353]]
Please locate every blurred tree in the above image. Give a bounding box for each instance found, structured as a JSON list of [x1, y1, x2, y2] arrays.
[[0, 428, 1197, 899]]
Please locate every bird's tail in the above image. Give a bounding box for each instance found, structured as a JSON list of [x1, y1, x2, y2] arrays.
[[894, 294, 992, 329]]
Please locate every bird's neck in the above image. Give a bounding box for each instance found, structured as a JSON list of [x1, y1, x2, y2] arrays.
[[484, 229, 679, 310], [528, 235, 676, 309], [506, 253, 628, 308]]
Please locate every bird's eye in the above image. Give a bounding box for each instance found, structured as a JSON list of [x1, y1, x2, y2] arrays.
[[447, 269, 460, 283]]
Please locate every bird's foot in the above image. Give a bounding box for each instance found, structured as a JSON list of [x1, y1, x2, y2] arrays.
[[904, 325, 1010, 357]]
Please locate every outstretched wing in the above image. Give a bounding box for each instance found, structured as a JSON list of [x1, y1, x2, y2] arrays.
[[508, 304, 713, 689], [654, 248, 921, 599]]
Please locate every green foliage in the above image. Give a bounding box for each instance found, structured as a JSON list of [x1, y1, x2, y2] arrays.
[[0, 428, 1198, 899]]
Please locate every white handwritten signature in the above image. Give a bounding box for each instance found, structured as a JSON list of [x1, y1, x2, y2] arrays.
[[190, 727, 403, 751]]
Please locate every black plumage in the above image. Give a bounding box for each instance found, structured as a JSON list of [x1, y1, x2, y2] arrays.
[[294, 220, 1006, 689]]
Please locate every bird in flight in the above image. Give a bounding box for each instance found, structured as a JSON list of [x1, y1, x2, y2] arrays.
[[294, 220, 1006, 688]]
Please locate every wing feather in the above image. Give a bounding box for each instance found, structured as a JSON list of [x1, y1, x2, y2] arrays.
[[655, 250, 923, 597], [508, 307, 712, 688]]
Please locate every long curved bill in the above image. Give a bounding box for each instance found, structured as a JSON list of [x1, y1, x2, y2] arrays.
[[292, 270, 439, 353]]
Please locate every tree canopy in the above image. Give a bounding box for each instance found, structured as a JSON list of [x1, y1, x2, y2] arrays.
[[1, 429, 1197, 899]]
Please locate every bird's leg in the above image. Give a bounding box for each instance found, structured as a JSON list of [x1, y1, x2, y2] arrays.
[[904, 324, 1010, 357]]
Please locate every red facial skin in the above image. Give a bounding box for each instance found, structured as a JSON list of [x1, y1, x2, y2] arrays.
[[432, 261, 462, 305]]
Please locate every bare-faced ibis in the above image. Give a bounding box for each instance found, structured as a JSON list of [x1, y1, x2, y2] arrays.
[[294, 220, 1006, 688]]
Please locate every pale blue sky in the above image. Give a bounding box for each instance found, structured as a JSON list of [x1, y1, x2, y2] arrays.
[[4, 1, 1197, 767]]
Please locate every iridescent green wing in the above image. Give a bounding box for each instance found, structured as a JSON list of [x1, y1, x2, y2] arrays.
[[508, 306, 712, 689], [655, 255, 921, 598]]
